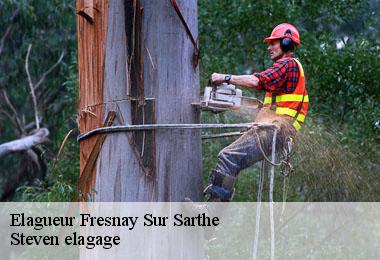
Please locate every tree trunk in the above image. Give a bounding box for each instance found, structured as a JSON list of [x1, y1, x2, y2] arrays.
[[77, 1, 203, 258], [77, 0, 202, 201]]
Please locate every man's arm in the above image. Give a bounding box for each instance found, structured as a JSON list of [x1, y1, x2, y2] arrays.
[[211, 58, 299, 93], [211, 73, 259, 89]]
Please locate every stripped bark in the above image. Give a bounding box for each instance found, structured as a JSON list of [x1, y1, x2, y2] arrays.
[[77, 0, 202, 201], [77, 1, 203, 257], [76, 0, 109, 195], [0, 128, 49, 158]]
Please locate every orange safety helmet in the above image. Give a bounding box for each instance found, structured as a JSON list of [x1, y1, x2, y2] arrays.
[[265, 23, 301, 46]]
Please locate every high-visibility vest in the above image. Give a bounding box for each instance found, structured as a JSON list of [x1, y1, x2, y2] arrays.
[[263, 58, 308, 131]]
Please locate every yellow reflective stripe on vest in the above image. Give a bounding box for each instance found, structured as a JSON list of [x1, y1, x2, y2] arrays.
[[263, 97, 271, 104], [275, 107, 297, 117], [263, 94, 309, 104], [275, 107, 306, 123], [293, 58, 304, 77], [296, 113, 305, 123], [293, 120, 302, 131]]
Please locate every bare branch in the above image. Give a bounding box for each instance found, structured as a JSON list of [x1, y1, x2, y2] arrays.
[[25, 44, 40, 129], [2, 90, 17, 116], [0, 8, 19, 57], [0, 110, 18, 130], [34, 51, 65, 91], [27, 149, 41, 172], [0, 26, 11, 57], [0, 128, 49, 158], [24, 121, 36, 131], [32, 145, 49, 173], [2, 89, 24, 134], [52, 129, 74, 173], [9, 7, 20, 21]]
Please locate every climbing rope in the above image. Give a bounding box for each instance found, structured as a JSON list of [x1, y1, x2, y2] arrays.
[[252, 129, 280, 260], [77, 123, 253, 142], [252, 125, 295, 260], [281, 174, 290, 212], [252, 160, 265, 260], [254, 127, 282, 166], [252, 125, 294, 176], [269, 129, 277, 260]]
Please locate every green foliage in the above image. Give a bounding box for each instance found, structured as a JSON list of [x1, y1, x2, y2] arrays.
[[15, 48, 80, 202], [199, 0, 380, 201], [0, 0, 78, 201]]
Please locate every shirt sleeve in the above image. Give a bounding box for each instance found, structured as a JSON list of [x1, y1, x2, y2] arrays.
[[253, 58, 299, 93]]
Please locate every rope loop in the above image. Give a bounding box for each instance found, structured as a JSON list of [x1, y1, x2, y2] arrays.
[[252, 124, 294, 176]]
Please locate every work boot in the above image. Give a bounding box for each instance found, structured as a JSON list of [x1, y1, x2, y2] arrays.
[[204, 170, 236, 202], [182, 169, 236, 215], [203, 184, 234, 202]]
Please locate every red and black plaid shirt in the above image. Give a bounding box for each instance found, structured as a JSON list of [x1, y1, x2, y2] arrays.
[[253, 53, 299, 93]]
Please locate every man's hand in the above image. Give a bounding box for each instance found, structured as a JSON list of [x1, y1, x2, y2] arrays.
[[211, 73, 226, 86]]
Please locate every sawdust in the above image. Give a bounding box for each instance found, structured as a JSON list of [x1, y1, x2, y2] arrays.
[[255, 107, 296, 138], [230, 106, 295, 133], [218, 105, 375, 201], [218, 106, 295, 165], [228, 106, 260, 121], [291, 124, 374, 201]]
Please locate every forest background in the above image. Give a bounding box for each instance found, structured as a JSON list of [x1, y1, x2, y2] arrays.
[[0, 0, 379, 202]]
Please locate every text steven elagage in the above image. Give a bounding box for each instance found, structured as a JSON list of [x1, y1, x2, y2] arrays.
[[10, 213, 219, 249]]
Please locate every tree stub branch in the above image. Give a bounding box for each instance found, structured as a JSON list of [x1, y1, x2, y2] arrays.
[[0, 128, 49, 158]]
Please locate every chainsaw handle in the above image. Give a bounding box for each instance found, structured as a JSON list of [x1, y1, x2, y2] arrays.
[[208, 79, 219, 93], [208, 78, 217, 87]]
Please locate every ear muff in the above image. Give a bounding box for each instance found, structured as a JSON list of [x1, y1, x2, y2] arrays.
[[280, 29, 295, 52]]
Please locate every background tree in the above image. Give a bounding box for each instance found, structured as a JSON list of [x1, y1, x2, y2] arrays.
[[0, 0, 78, 201]]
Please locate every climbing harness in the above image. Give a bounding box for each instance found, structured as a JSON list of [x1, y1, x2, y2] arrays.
[[252, 124, 294, 177], [253, 123, 294, 204]]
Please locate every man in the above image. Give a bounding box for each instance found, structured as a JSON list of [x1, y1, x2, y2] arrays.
[[205, 23, 309, 202]]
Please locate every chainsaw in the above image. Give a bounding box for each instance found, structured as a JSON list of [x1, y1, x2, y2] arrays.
[[197, 83, 262, 113]]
